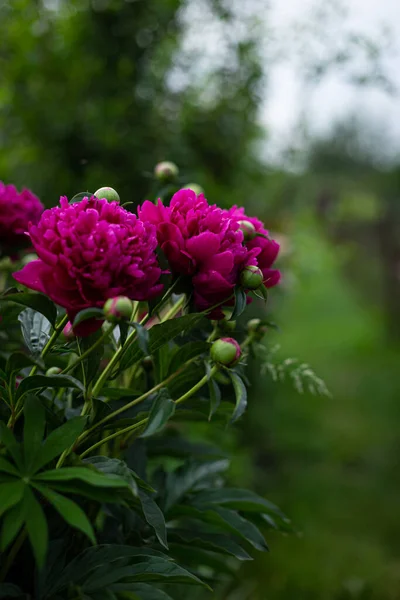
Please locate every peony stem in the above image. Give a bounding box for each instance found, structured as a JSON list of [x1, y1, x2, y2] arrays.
[[160, 294, 185, 322], [174, 365, 219, 405], [79, 419, 147, 459], [62, 324, 116, 376]]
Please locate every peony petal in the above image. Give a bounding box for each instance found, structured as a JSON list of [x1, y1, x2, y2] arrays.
[[12, 260, 49, 294], [186, 232, 221, 263]]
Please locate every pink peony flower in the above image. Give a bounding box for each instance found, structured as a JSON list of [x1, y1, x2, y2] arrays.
[[13, 196, 163, 336], [225, 206, 280, 289], [0, 182, 44, 253], [139, 189, 258, 317]]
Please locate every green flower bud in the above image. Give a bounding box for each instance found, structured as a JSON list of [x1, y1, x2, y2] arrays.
[[94, 187, 120, 203], [45, 366, 62, 376], [210, 337, 241, 367], [154, 161, 179, 182], [240, 265, 264, 290], [142, 356, 153, 371], [247, 318, 268, 337], [103, 296, 133, 322], [215, 309, 236, 332], [184, 183, 204, 196], [21, 253, 38, 266], [238, 220, 256, 241]]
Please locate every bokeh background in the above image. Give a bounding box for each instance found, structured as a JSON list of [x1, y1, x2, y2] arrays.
[[1, 1, 400, 598]]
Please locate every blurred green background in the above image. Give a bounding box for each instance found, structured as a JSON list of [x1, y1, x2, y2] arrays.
[[1, 1, 400, 598]]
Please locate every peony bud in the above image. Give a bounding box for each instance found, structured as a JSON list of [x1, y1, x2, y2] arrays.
[[103, 296, 133, 322], [238, 219, 256, 241], [210, 337, 241, 367], [215, 309, 236, 332], [240, 265, 264, 290], [45, 366, 62, 376], [63, 321, 75, 340], [183, 183, 204, 196], [154, 161, 179, 182], [94, 187, 120, 203], [247, 318, 268, 337], [142, 356, 153, 371]]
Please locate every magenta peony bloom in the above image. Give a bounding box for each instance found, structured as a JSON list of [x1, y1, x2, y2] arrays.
[[225, 206, 280, 289], [0, 182, 43, 253], [139, 189, 258, 317], [13, 196, 163, 336]]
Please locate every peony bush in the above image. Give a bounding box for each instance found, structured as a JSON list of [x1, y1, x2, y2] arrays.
[[0, 169, 289, 600]]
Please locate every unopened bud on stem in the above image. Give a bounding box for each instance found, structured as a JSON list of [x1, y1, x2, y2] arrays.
[[94, 187, 120, 203], [154, 161, 179, 182], [240, 265, 264, 290], [210, 337, 241, 367], [103, 296, 133, 322]]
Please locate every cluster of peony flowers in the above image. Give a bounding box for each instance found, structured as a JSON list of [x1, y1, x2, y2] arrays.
[[140, 189, 280, 317], [0, 181, 44, 253], [11, 187, 280, 334]]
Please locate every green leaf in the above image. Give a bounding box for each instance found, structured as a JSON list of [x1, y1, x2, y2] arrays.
[[208, 377, 221, 420], [34, 466, 130, 488], [0, 481, 24, 517], [0, 502, 24, 551], [168, 341, 210, 375], [121, 584, 174, 600], [80, 330, 104, 384], [230, 287, 247, 320], [82, 456, 138, 494], [227, 371, 247, 423], [33, 483, 96, 544], [165, 460, 229, 512], [129, 322, 149, 355], [0, 457, 20, 477], [83, 557, 208, 592], [46, 482, 124, 504], [5, 352, 44, 376], [18, 308, 51, 355], [70, 191, 93, 204], [0, 291, 57, 326], [213, 507, 269, 551], [73, 307, 104, 327], [49, 545, 172, 595], [33, 416, 87, 472], [15, 374, 84, 402], [119, 313, 204, 372], [192, 488, 286, 517], [140, 390, 175, 438], [23, 486, 48, 568], [168, 529, 251, 560], [0, 422, 23, 470], [138, 490, 168, 549], [0, 584, 23, 598], [23, 395, 45, 473]]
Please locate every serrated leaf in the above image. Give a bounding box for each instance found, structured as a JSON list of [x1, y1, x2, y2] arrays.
[[0, 481, 24, 518], [73, 307, 104, 327], [119, 313, 204, 372], [19, 308, 51, 355], [33, 416, 87, 472], [23, 486, 48, 568], [140, 390, 175, 438], [138, 490, 168, 549], [0, 292, 57, 326], [0, 422, 23, 470], [23, 395, 45, 473], [230, 287, 247, 320], [16, 374, 84, 402], [34, 466, 130, 488], [5, 352, 44, 376], [0, 502, 24, 551], [208, 377, 221, 420], [168, 341, 209, 375], [33, 483, 96, 544], [227, 371, 247, 423]]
